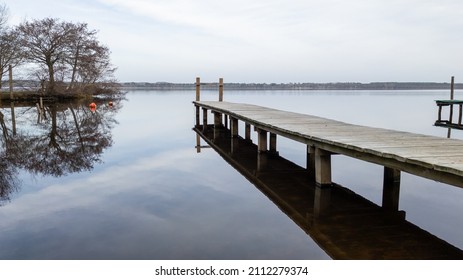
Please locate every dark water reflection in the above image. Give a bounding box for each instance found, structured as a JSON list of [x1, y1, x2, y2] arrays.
[[194, 124, 463, 259], [0, 100, 120, 204], [0, 90, 462, 259]]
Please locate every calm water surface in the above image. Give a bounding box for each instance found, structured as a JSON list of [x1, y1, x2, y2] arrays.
[[0, 89, 462, 259]]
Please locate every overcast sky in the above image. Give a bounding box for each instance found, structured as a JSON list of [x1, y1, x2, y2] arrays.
[[6, 0, 463, 83]]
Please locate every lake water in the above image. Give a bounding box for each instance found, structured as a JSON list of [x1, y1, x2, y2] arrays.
[[0, 89, 463, 259]]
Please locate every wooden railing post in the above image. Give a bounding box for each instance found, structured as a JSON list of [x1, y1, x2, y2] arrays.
[[219, 78, 224, 102], [449, 76, 455, 123], [196, 77, 200, 101]]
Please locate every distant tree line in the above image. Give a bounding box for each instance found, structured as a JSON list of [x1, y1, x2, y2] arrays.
[[0, 3, 118, 97], [121, 81, 463, 91]]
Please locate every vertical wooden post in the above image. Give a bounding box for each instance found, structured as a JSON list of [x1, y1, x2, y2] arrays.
[[257, 129, 268, 171], [245, 123, 251, 141], [269, 133, 278, 155], [315, 148, 332, 187], [382, 167, 401, 211], [314, 148, 332, 217], [449, 76, 455, 123], [307, 145, 315, 179], [196, 133, 201, 153], [459, 104, 463, 125], [10, 102, 16, 136], [202, 108, 208, 131], [214, 111, 222, 127], [230, 117, 239, 137], [219, 78, 224, 102], [213, 111, 222, 140], [257, 129, 268, 153], [9, 65, 13, 100], [196, 77, 200, 101], [195, 105, 200, 127], [437, 105, 443, 122], [230, 117, 239, 154]]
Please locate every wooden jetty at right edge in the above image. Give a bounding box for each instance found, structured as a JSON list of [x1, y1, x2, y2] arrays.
[[194, 100, 463, 216]]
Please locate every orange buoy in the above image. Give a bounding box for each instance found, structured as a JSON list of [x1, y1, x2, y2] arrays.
[[108, 101, 113, 107], [89, 102, 96, 108]]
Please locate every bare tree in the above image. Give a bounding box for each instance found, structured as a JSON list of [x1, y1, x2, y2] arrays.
[[17, 18, 77, 94], [17, 17, 118, 96], [0, 28, 23, 89], [0, 3, 8, 30], [65, 23, 116, 94]]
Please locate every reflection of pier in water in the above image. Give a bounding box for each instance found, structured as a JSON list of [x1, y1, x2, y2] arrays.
[[194, 125, 463, 259]]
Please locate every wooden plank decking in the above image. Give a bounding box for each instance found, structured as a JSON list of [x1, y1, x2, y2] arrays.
[[194, 101, 463, 188]]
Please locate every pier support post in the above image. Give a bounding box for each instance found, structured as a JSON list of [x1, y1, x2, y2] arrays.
[[230, 117, 239, 137], [202, 108, 208, 131], [195, 105, 200, 127], [257, 129, 268, 171], [382, 167, 401, 211], [245, 123, 251, 141], [213, 111, 223, 140], [306, 145, 315, 179], [257, 129, 268, 153], [214, 111, 222, 128], [314, 148, 332, 217], [230, 117, 239, 153], [315, 148, 332, 187], [459, 104, 463, 125], [269, 133, 278, 156]]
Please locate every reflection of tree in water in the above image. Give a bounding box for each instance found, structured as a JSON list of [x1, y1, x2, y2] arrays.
[[0, 110, 19, 205], [0, 100, 121, 203]]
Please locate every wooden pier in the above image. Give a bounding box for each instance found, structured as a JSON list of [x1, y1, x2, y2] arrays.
[[193, 100, 463, 216], [193, 125, 463, 259]]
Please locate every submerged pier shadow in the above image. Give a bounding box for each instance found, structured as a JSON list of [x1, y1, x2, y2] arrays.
[[194, 125, 463, 260]]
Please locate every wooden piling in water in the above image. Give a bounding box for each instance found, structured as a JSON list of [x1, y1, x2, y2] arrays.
[[202, 108, 208, 131], [382, 167, 401, 212], [307, 145, 315, 179], [230, 117, 238, 137], [269, 133, 278, 155], [196, 77, 200, 101], [245, 123, 251, 141], [449, 76, 455, 123], [219, 78, 224, 102]]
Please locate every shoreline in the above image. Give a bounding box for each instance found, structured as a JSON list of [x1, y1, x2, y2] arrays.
[[120, 81, 460, 91]]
